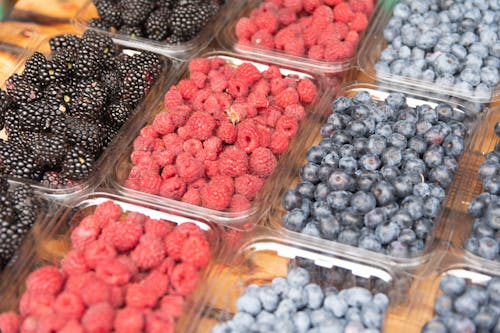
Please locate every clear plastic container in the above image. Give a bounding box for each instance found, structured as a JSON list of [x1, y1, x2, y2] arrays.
[[72, 0, 241, 60], [267, 83, 482, 267], [0, 34, 175, 200], [216, 0, 381, 75], [178, 226, 412, 332], [110, 51, 332, 229], [0, 190, 222, 319], [357, 1, 500, 104]]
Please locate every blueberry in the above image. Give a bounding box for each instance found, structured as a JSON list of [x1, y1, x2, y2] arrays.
[[297, 181, 317, 199], [320, 123, 335, 137], [448, 316, 476, 333], [386, 93, 406, 110], [434, 53, 460, 75], [375, 222, 400, 244], [293, 311, 311, 333], [474, 306, 497, 331], [344, 321, 365, 333], [401, 195, 424, 220], [392, 175, 414, 197], [236, 294, 262, 316], [307, 146, 328, 164], [485, 56, 500, 69], [323, 293, 348, 318], [256, 311, 275, 324], [347, 121, 368, 137], [477, 236, 498, 260], [421, 318, 448, 333], [274, 318, 296, 331], [327, 191, 352, 211], [464, 237, 479, 254], [343, 287, 373, 308], [359, 154, 382, 171], [301, 163, 320, 184], [372, 181, 396, 206], [340, 144, 358, 158], [310, 308, 333, 327], [460, 66, 481, 87], [424, 145, 444, 168], [393, 3, 411, 18], [381, 147, 403, 167], [443, 135, 464, 157], [327, 113, 346, 129], [387, 240, 409, 258], [358, 234, 383, 252], [275, 298, 297, 319], [232, 312, 254, 328], [416, 29, 440, 50], [486, 205, 500, 229], [328, 170, 354, 191], [429, 166, 454, 188], [387, 132, 408, 148], [322, 152, 339, 167], [332, 97, 353, 113], [271, 277, 289, 297], [319, 217, 341, 240], [314, 183, 330, 202], [283, 189, 303, 210], [481, 66, 500, 87], [367, 135, 387, 156], [382, 202, 399, 217], [301, 222, 321, 238], [375, 123, 393, 138], [408, 136, 427, 154], [338, 229, 360, 246], [487, 278, 500, 303], [351, 191, 377, 214], [339, 156, 358, 174], [434, 295, 453, 316], [468, 196, 489, 217], [435, 74, 456, 87], [413, 182, 431, 198], [361, 303, 385, 329], [283, 209, 307, 232], [353, 91, 371, 105], [288, 286, 308, 309], [340, 208, 364, 229], [440, 275, 466, 297], [353, 104, 371, 120], [403, 158, 427, 176], [305, 283, 324, 310], [451, 44, 468, 60], [331, 131, 352, 145], [424, 196, 442, 218], [287, 268, 310, 288], [416, 120, 434, 136], [398, 228, 416, 244], [414, 218, 432, 240], [470, 43, 490, 59], [380, 166, 400, 181], [318, 165, 333, 183]]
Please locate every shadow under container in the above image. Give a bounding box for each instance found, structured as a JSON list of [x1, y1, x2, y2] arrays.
[[177, 227, 413, 332], [111, 51, 331, 230], [0, 190, 223, 326], [73, 0, 242, 60], [267, 83, 482, 267]]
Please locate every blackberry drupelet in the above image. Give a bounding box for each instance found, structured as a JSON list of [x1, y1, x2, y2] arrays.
[[27, 132, 69, 169], [120, 0, 154, 26], [61, 145, 95, 180], [145, 7, 171, 40], [22, 52, 47, 85], [94, 0, 122, 27], [5, 74, 41, 103], [168, 1, 219, 41], [49, 34, 81, 52]]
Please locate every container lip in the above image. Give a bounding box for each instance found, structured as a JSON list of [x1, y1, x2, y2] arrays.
[[356, 1, 500, 104]]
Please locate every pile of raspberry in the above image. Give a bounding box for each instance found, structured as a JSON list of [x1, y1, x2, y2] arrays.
[[235, 0, 375, 61], [125, 57, 317, 212], [0, 200, 211, 333]]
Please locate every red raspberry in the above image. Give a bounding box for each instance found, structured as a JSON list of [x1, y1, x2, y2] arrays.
[[139, 172, 162, 195], [209, 57, 227, 70], [332, 21, 350, 40], [284, 37, 306, 56], [182, 187, 202, 205], [22, 292, 55, 317], [283, 0, 302, 12], [176, 222, 205, 237], [117, 255, 139, 277], [250, 147, 278, 177], [110, 286, 126, 308], [153, 112, 175, 135], [65, 272, 96, 294], [159, 295, 184, 318], [126, 283, 158, 308], [275, 87, 299, 108], [0, 312, 20, 333], [81, 302, 115, 333], [216, 121, 237, 144], [145, 312, 174, 333], [190, 71, 207, 89], [180, 234, 210, 268], [255, 11, 279, 33], [260, 1, 279, 13], [235, 174, 265, 199], [297, 78, 317, 103], [162, 133, 184, 154], [60, 320, 85, 333], [227, 78, 249, 98], [140, 125, 159, 138], [269, 131, 290, 154], [248, 91, 269, 108], [94, 200, 123, 227], [143, 269, 169, 299], [349, 0, 366, 12], [350, 11, 368, 31], [252, 79, 271, 95], [164, 87, 183, 110], [312, 5, 334, 22], [131, 234, 166, 270], [345, 30, 360, 44], [284, 104, 306, 121], [229, 194, 252, 211], [255, 123, 272, 147], [133, 135, 156, 153], [96, 259, 131, 286], [215, 92, 232, 110], [80, 278, 111, 306], [151, 147, 175, 167], [262, 65, 282, 79], [304, 0, 321, 12], [36, 313, 65, 332], [84, 240, 117, 269], [144, 219, 174, 238], [203, 159, 219, 177], [324, 40, 355, 61], [130, 150, 151, 165], [185, 111, 216, 140], [101, 217, 142, 252], [136, 156, 160, 174], [170, 105, 191, 126], [308, 44, 325, 60], [218, 146, 248, 177], [236, 17, 257, 40], [208, 70, 227, 93], [177, 79, 197, 99], [236, 120, 260, 154], [191, 88, 212, 111], [251, 29, 275, 49], [276, 115, 299, 138], [114, 307, 144, 333], [54, 291, 85, 320], [61, 249, 88, 275], [189, 58, 210, 75], [274, 26, 296, 50], [270, 77, 287, 96], [302, 26, 319, 47], [333, 2, 355, 22], [160, 164, 177, 180], [189, 178, 207, 190], [360, 0, 374, 15], [200, 177, 233, 210], [164, 231, 187, 260], [277, 7, 296, 25], [175, 152, 204, 183], [170, 263, 199, 295], [159, 176, 187, 199], [26, 266, 65, 295]]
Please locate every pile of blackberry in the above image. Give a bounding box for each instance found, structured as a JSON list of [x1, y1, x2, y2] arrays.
[[0, 176, 39, 269], [0, 31, 162, 187], [89, 0, 220, 43]]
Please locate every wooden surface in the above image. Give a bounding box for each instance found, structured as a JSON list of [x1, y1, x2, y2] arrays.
[[1, 1, 499, 332]]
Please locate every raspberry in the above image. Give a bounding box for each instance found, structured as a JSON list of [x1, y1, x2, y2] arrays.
[[0, 311, 20, 333], [302, 26, 320, 47], [274, 27, 297, 50], [61, 249, 88, 275], [333, 2, 355, 23], [170, 263, 199, 295], [248, 91, 269, 108], [145, 312, 174, 333], [190, 71, 207, 89], [152, 112, 175, 135], [143, 270, 169, 298], [350, 11, 368, 31], [54, 291, 85, 320], [140, 125, 159, 138], [117, 255, 139, 277], [139, 171, 163, 194], [162, 133, 184, 155], [84, 240, 117, 269], [136, 156, 160, 173], [236, 17, 257, 40], [151, 147, 175, 166], [81, 302, 115, 333], [177, 79, 197, 99], [159, 295, 184, 318], [59, 320, 85, 333], [269, 131, 290, 154], [227, 77, 249, 98], [189, 58, 210, 75], [303, 0, 321, 13], [114, 307, 144, 333], [251, 29, 275, 49], [161, 164, 177, 180], [200, 177, 233, 210], [22, 292, 55, 317], [283, 0, 302, 13], [65, 272, 96, 294], [20, 316, 38, 333], [26, 266, 65, 295], [209, 57, 226, 70], [174, 152, 204, 184], [345, 30, 360, 44], [144, 219, 174, 238], [360, 0, 374, 15], [312, 5, 334, 22], [101, 218, 142, 252], [182, 187, 201, 205], [236, 120, 260, 154], [218, 146, 249, 177], [185, 111, 216, 140], [131, 150, 151, 165], [80, 278, 111, 306], [131, 234, 165, 270], [278, 7, 296, 26], [94, 201, 123, 228], [262, 65, 282, 79], [110, 286, 126, 308], [255, 11, 279, 34], [284, 37, 306, 56], [235, 174, 265, 199], [95, 259, 131, 286], [250, 147, 278, 177], [133, 135, 155, 152], [159, 176, 187, 200], [36, 313, 65, 332], [276, 115, 299, 138], [170, 105, 191, 126], [229, 194, 252, 212], [324, 41, 354, 61], [270, 77, 287, 96], [203, 159, 219, 177], [255, 123, 272, 147], [284, 104, 306, 121], [163, 87, 183, 110], [275, 87, 299, 108], [216, 121, 237, 144], [252, 79, 271, 95], [297, 78, 317, 103], [349, 0, 366, 12], [164, 230, 186, 260], [126, 283, 158, 308], [180, 234, 210, 268], [176, 222, 205, 237], [215, 92, 232, 110]]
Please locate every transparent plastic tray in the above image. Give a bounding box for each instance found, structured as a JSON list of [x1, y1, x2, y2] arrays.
[[178, 227, 412, 332], [110, 51, 331, 229], [267, 83, 482, 267], [0, 35, 175, 201], [217, 0, 381, 74], [357, 1, 500, 104], [72, 0, 241, 60], [0, 190, 222, 320]]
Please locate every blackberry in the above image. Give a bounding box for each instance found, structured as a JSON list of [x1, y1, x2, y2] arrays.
[[0, 91, 11, 130], [165, 34, 183, 44], [102, 123, 119, 147], [12, 184, 38, 231], [100, 69, 122, 101], [118, 25, 144, 38], [120, 0, 154, 26], [153, 0, 175, 10], [68, 79, 108, 118], [74, 44, 103, 78], [15, 97, 65, 133], [51, 48, 77, 75], [94, 0, 122, 27], [22, 52, 47, 85], [41, 171, 74, 189], [0, 203, 18, 268], [61, 145, 95, 180], [82, 30, 117, 60], [26, 132, 69, 169], [145, 7, 171, 40], [169, 1, 219, 41], [121, 51, 162, 106], [49, 34, 81, 52], [5, 74, 41, 103], [0, 142, 44, 180], [88, 18, 112, 30], [62, 116, 105, 154], [106, 101, 131, 128], [38, 59, 70, 85]]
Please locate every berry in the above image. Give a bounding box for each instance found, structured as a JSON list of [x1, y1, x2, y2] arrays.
[[26, 266, 65, 295], [250, 147, 278, 177], [185, 111, 216, 140], [180, 234, 210, 268], [54, 291, 85, 320], [200, 176, 233, 210], [114, 307, 144, 333], [218, 146, 249, 177], [275, 87, 299, 108], [126, 283, 159, 308], [81, 302, 115, 333], [170, 263, 199, 295], [131, 234, 166, 270]]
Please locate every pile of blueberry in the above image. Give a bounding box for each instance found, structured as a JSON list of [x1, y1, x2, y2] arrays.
[[281, 91, 469, 258], [212, 267, 389, 333], [421, 275, 500, 332], [464, 121, 500, 262], [375, 0, 500, 99]]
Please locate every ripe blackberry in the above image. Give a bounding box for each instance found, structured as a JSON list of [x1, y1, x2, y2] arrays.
[[165, 34, 183, 44], [41, 171, 75, 189], [168, 1, 219, 41], [5, 74, 41, 103], [94, 0, 122, 27], [22, 52, 47, 85], [51, 48, 77, 75], [0, 203, 18, 268], [118, 25, 144, 38], [106, 101, 131, 128], [15, 97, 65, 132], [61, 145, 95, 180], [38, 59, 69, 85], [0, 142, 44, 181], [120, 0, 154, 26], [26, 132, 69, 169], [121, 69, 150, 107], [102, 123, 119, 147], [100, 69, 122, 101], [74, 44, 103, 78], [0, 91, 11, 130], [145, 7, 171, 40], [68, 79, 108, 118], [12, 184, 38, 231], [88, 18, 112, 30], [82, 30, 117, 60], [62, 116, 105, 154], [49, 34, 81, 52]]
